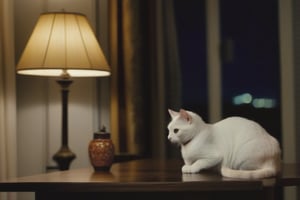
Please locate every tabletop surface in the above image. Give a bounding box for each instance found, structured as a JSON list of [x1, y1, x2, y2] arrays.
[[0, 159, 299, 192]]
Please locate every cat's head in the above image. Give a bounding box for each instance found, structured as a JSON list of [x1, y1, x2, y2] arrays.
[[167, 109, 204, 145]]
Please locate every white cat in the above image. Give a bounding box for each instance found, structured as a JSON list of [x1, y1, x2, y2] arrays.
[[167, 108, 281, 179]]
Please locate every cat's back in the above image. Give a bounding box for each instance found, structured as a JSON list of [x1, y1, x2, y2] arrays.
[[214, 116, 257, 127], [212, 116, 269, 137]]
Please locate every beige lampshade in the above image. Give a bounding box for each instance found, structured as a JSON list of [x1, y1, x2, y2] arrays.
[[17, 12, 111, 77]]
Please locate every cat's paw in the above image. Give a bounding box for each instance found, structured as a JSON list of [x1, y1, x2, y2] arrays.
[[190, 165, 201, 173], [182, 165, 201, 173], [182, 165, 192, 173]]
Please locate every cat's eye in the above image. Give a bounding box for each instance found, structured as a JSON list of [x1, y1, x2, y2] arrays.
[[174, 128, 179, 134]]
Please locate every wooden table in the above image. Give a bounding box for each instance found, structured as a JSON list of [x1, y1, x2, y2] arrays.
[[0, 159, 299, 200]]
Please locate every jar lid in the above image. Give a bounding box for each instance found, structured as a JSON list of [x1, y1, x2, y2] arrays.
[[94, 126, 110, 139]]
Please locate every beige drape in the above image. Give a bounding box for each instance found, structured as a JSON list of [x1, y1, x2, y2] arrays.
[[109, 0, 181, 158], [0, 0, 17, 199], [109, 0, 150, 155]]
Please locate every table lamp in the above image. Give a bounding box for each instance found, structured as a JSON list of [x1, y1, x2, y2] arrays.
[[16, 12, 111, 170]]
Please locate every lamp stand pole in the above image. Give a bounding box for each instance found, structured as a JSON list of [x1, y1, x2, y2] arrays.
[[53, 77, 76, 170]]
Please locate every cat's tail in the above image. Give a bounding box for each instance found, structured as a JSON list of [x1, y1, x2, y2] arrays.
[[221, 166, 278, 179]]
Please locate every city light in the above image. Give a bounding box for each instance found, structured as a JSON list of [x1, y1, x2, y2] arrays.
[[232, 93, 276, 108]]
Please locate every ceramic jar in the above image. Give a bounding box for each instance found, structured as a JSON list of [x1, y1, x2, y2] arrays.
[[88, 127, 114, 171]]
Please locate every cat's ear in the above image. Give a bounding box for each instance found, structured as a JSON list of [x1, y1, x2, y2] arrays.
[[168, 109, 179, 119], [179, 109, 192, 124]]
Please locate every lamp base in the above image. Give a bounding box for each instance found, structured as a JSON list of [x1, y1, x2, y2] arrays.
[[53, 146, 76, 170]]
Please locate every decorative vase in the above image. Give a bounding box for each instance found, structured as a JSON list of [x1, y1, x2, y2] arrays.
[[88, 126, 114, 171]]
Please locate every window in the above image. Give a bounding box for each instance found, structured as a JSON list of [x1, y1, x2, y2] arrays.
[[220, 0, 281, 143], [174, 0, 281, 143]]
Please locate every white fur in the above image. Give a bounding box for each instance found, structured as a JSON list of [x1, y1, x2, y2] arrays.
[[167, 109, 281, 179]]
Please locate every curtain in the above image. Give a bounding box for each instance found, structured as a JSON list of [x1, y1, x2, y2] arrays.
[[109, 0, 181, 158], [0, 0, 17, 199]]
